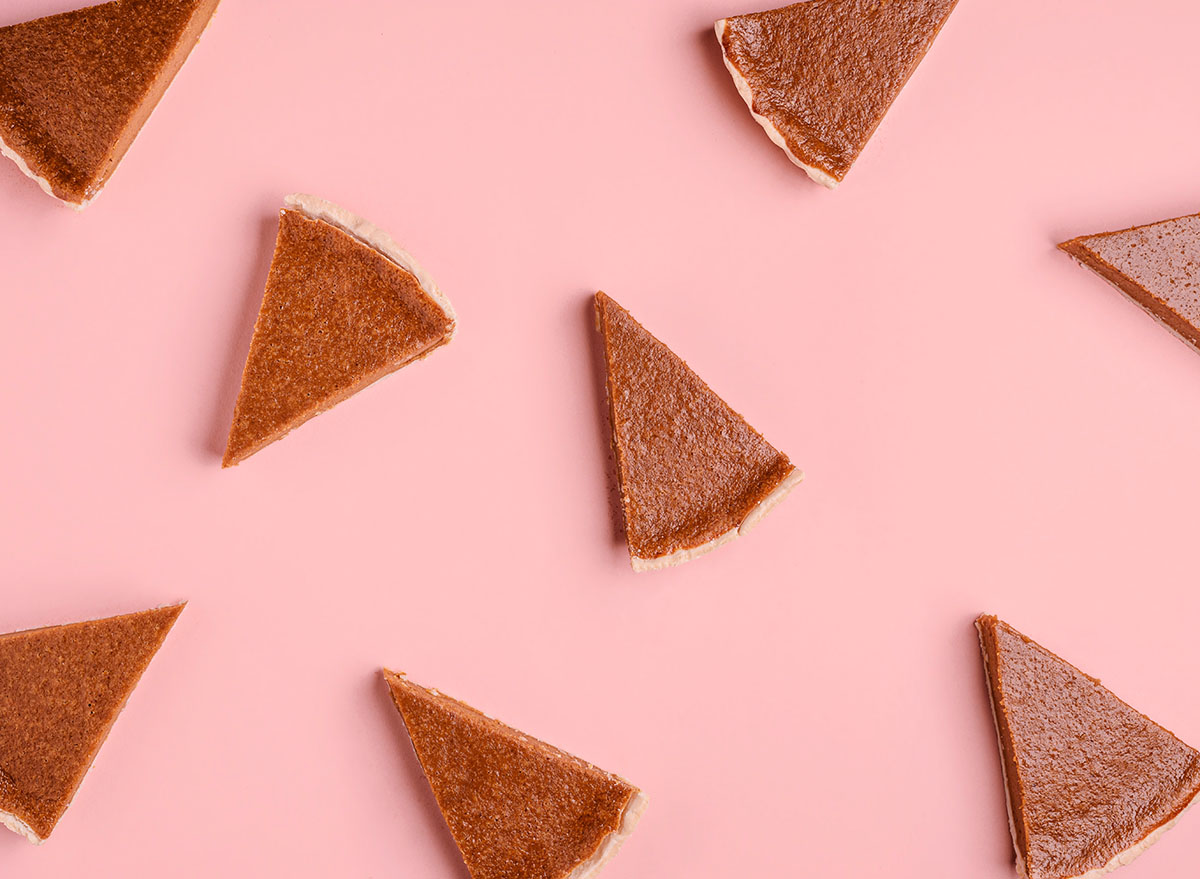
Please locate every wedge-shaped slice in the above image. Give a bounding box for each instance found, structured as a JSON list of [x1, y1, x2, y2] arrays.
[[0, 0, 221, 209], [976, 615, 1200, 879], [1059, 213, 1200, 355], [594, 292, 801, 571], [384, 670, 645, 879], [715, 0, 958, 187], [0, 603, 184, 843], [223, 194, 457, 467]]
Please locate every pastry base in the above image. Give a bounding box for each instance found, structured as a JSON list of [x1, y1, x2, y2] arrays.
[[0, 808, 43, 845], [566, 790, 648, 879]]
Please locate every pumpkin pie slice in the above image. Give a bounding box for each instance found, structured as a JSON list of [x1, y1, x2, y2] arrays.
[[1059, 213, 1200, 355], [594, 292, 801, 571], [976, 615, 1200, 879], [0, 0, 221, 209], [383, 670, 646, 879], [715, 0, 959, 187], [0, 603, 184, 843], [222, 194, 457, 467]]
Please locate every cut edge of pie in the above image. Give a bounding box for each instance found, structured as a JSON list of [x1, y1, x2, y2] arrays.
[[0, 602, 185, 845], [976, 615, 1030, 879], [382, 668, 648, 879], [629, 467, 804, 571], [0, 0, 222, 210], [975, 614, 1200, 879], [220, 194, 457, 468], [713, 18, 840, 190], [1058, 218, 1200, 357]]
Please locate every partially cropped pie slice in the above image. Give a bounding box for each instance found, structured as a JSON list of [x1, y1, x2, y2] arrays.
[[1059, 212, 1200, 355], [0, 0, 221, 208], [0, 604, 184, 843], [223, 194, 457, 467], [716, 0, 959, 187], [595, 292, 801, 571], [383, 670, 646, 879], [977, 615, 1200, 879]]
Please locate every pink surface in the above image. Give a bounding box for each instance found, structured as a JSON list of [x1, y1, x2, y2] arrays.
[[2, 0, 1200, 876]]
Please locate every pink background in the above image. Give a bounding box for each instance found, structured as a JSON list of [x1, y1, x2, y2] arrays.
[[2, 0, 1200, 876]]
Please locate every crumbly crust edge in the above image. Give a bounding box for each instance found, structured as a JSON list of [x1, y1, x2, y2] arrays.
[[714, 19, 840, 189]]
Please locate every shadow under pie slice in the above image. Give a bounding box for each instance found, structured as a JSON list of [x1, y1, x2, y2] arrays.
[[383, 670, 646, 879], [223, 194, 457, 467], [0, 604, 184, 843], [594, 291, 801, 571], [976, 615, 1200, 879], [0, 0, 221, 208], [715, 0, 959, 187], [1059, 213, 1200, 355]]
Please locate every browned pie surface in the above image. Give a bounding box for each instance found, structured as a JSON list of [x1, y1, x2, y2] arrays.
[[0, 0, 220, 206], [719, 0, 958, 183], [1059, 213, 1200, 352], [595, 291, 795, 563], [977, 615, 1200, 879], [0, 604, 183, 841], [223, 209, 454, 467], [384, 670, 638, 879]]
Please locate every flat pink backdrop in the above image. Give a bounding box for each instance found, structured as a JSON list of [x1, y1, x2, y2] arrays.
[[2, 0, 1200, 876]]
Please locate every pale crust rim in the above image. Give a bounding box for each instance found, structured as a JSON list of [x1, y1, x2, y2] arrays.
[[566, 789, 648, 879], [714, 18, 840, 189], [284, 193, 457, 333]]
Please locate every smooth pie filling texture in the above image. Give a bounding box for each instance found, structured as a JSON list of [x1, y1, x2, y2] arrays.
[[0, 0, 221, 208], [1059, 213, 1200, 354], [384, 671, 645, 879], [0, 605, 184, 843], [223, 194, 456, 467], [595, 292, 800, 570], [977, 615, 1200, 879], [716, 0, 959, 187]]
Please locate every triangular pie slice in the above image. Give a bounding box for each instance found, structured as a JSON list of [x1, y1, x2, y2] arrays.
[[0, 603, 184, 843], [594, 292, 801, 571], [976, 615, 1200, 879], [715, 0, 959, 187], [0, 0, 221, 209], [383, 670, 646, 879], [222, 194, 457, 467], [1058, 212, 1200, 355]]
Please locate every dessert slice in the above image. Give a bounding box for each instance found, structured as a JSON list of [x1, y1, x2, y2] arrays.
[[1059, 213, 1200, 355], [594, 292, 801, 571], [0, 603, 184, 843], [976, 615, 1200, 879], [0, 0, 221, 209], [223, 194, 457, 467], [715, 0, 959, 187], [383, 670, 646, 879]]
